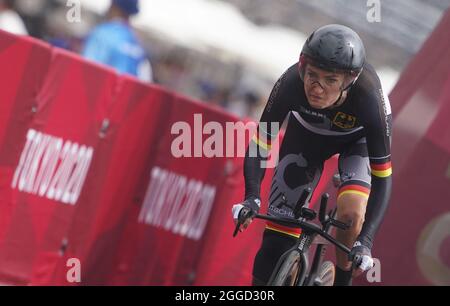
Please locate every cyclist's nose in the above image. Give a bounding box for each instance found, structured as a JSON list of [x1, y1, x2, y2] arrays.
[[311, 81, 325, 94]]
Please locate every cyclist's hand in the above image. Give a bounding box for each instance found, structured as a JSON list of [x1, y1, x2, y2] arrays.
[[348, 241, 374, 278], [231, 197, 261, 232], [232, 206, 253, 231]]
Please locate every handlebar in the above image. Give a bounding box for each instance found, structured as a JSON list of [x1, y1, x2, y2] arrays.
[[233, 213, 351, 254], [233, 190, 352, 254], [252, 213, 351, 254], [233, 213, 364, 271]]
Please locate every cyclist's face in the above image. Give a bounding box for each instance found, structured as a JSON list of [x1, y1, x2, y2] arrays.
[[304, 65, 345, 109]]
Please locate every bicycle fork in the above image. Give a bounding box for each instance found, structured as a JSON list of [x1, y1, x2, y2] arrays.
[[267, 232, 315, 286], [305, 216, 336, 285]]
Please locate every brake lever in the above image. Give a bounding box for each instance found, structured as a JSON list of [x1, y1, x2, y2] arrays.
[[233, 208, 254, 237], [352, 254, 363, 271], [233, 220, 242, 237]]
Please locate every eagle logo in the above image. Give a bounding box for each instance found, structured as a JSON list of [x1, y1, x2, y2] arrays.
[[332, 112, 357, 129]]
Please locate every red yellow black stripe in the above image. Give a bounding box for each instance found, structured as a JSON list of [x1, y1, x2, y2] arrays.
[[252, 134, 271, 150], [370, 161, 392, 178], [338, 184, 371, 200], [265, 221, 301, 238]]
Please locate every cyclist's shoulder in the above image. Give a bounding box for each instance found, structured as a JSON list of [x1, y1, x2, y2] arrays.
[[282, 63, 302, 85], [351, 62, 390, 111], [272, 63, 303, 98], [264, 63, 304, 115], [347, 64, 392, 132], [353, 63, 382, 94]]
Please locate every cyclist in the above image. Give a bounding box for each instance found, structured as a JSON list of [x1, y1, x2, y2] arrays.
[[232, 24, 392, 286]]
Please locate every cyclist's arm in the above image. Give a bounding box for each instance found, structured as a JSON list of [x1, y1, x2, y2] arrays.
[[358, 89, 393, 249], [244, 68, 293, 200]]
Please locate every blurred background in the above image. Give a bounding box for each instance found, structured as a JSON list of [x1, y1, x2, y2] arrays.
[[1, 0, 449, 119]]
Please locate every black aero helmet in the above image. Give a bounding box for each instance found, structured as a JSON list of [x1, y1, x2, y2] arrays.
[[299, 24, 366, 90]]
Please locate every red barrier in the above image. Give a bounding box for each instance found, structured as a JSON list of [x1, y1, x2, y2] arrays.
[[10, 47, 119, 285], [40, 78, 175, 286], [0, 31, 52, 284], [0, 32, 50, 147]]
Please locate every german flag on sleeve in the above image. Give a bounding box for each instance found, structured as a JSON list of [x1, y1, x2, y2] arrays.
[[370, 157, 392, 178], [251, 126, 275, 152], [251, 133, 271, 151]]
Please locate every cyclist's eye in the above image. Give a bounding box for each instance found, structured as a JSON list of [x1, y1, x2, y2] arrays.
[[307, 72, 316, 78], [326, 79, 338, 86]]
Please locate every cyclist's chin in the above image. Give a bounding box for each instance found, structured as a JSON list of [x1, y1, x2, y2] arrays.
[[307, 99, 328, 109]]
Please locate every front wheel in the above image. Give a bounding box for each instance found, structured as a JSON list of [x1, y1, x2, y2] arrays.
[[269, 250, 303, 286], [314, 261, 335, 286]]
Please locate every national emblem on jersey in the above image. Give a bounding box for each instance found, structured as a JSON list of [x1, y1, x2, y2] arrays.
[[332, 112, 357, 129]]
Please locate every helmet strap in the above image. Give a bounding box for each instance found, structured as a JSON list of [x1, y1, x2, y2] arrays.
[[330, 71, 360, 107], [330, 89, 350, 109]]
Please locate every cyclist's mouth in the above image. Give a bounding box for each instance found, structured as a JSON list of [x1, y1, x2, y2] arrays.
[[308, 94, 322, 101]]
